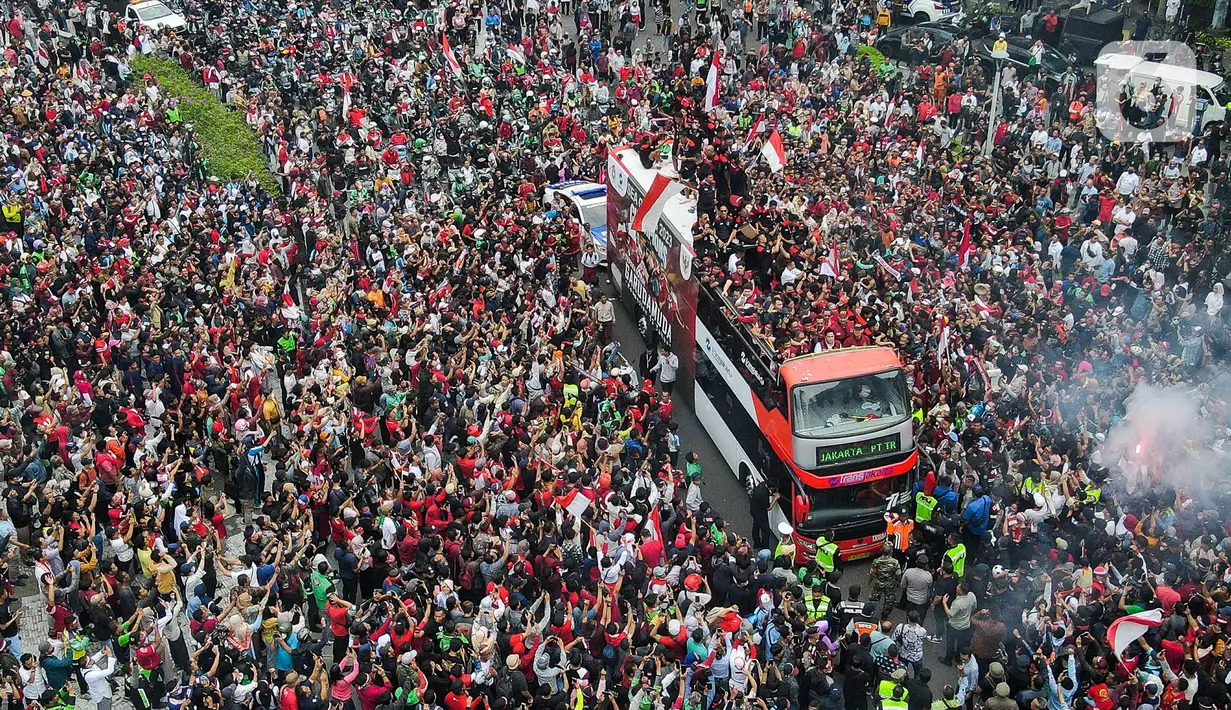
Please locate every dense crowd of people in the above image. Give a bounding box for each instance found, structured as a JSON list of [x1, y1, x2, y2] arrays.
[[0, 2, 1228, 710]]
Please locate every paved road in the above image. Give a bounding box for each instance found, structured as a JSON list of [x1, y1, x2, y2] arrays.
[[601, 273, 755, 534]]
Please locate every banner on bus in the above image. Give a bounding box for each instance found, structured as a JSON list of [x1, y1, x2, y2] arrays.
[[606, 147, 699, 406]]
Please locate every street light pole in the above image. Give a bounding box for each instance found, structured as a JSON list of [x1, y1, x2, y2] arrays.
[[982, 52, 1007, 156]]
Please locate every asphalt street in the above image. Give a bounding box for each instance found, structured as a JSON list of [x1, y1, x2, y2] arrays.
[[603, 275, 754, 533]]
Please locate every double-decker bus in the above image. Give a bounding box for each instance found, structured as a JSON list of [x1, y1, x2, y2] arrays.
[[606, 145, 917, 561]]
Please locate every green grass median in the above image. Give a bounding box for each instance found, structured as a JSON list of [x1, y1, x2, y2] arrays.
[[132, 54, 281, 196]]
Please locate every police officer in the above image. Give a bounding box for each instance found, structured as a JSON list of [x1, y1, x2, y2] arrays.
[[868, 543, 902, 618], [932, 685, 962, 710], [833, 586, 871, 632], [943, 533, 967, 578], [915, 485, 938, 522], [879, 668, 910, 709], [815, 531, 839, 575], [804, 583, 831, 623], [775, 522, 796, 561]]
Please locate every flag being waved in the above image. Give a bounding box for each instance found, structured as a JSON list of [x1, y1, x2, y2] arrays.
[[760, 130, 786, 173], [703, 49, 723, 112], [631, 173, 684, 233], [958, 220, 975, 268], [743, 116, 765, 149], [1107, 609, 1164, 656], [441, 33, 464, 80]]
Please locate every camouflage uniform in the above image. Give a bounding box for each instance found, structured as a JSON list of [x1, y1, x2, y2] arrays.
[[868, 550, 902, 616]]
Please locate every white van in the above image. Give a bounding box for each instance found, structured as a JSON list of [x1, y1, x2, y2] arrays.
[[544, 181, 608, 263], [1095, 53, 1231, 137]]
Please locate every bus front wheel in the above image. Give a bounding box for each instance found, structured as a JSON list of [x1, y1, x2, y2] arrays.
[[737, 461, 756, 493]]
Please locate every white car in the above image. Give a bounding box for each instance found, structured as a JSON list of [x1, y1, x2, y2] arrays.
[[544, 180, 608, 263], [901, 0, 961, 23], [126, 0, 187, 31]]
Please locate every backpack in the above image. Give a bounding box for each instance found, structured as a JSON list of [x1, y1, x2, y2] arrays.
[[460, 560, 480, 591], [494, 669, 515, 699]]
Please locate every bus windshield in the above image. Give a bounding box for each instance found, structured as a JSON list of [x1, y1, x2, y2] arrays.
[[802, 475, 909, 530], [791, 371, 909, 438]]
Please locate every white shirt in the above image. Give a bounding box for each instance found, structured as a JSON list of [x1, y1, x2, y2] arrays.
[[20, 664, 46, 702], [654, 352, 679, 383], [1111, 205, 1136, 235], [83, 656, 117, 700], [110, 536, 134, 562], [1116, 171, 1141, 196], [381, 516, 398, 550]]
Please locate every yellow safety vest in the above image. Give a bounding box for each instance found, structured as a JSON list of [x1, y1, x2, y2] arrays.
[[945, 543, 967, 577], [815, 537, 838, 573], [933, 700, 962, 710], [878, 681, 908, 701], [884, 700, 909, 710], [2, 205, 20, 223], [915, 492, 938, 522], [804, 594, 830, 622]]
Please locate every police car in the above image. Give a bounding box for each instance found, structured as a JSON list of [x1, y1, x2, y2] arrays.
[[543, 181, 608, 264]]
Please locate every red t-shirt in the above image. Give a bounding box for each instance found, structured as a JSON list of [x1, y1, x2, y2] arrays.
[[1155, 586, 1181, 615], [48, 604, 74, 635], [136, 644, 161, 671], [327, 602, 351, 636], [281, 685, 300, 710], [444, 692, 471, 710], [640, 539, 665, 569]]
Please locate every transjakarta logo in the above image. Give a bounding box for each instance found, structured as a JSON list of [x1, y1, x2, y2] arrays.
[[826, 464, 896, 487], [1094, 42, 1199, 144]]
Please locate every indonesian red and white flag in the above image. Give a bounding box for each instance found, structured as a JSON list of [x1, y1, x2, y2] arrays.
[[958, 220, 975, 268], [338, 71, 357, 116], [760, 130, 786, 173], [703, 49, 723, 112], [819, 241, 841, 279], [647, 505, 663, 543], [506, 43, 526, 65], [1107, 609, 1164, 656], [441, 33, 464, 80], [37, 43, 50, 70], [631, 173, 684, 233], [743, 116, 765, 149]]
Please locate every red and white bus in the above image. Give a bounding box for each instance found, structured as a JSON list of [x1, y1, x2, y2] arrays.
[[606, 146, 917, 561]]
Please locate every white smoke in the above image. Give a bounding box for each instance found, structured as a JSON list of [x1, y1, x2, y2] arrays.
[[1096, 383, 1231, 497]]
